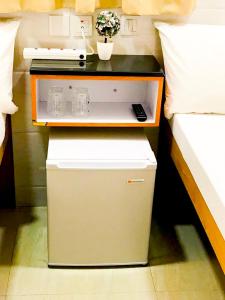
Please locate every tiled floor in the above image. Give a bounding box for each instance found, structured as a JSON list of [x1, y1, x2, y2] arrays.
[[0, 207, 224, 300]]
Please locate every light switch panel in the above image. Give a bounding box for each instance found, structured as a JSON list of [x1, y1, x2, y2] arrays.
[[120, 16, 139, 36], [49, 15, 70, 37]]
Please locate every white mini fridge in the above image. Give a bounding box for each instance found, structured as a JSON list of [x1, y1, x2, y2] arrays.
[[46, 128, 157, 267]]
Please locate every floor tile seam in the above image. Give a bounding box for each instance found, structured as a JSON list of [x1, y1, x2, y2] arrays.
[[150, 258, 210, 264], [6, 216, 44, 296], [4, 221, 21, 298], [6, 289, 159, 296], [15, 185, 47, 188], [154, 290, 161, 300], [5, 255, 14, 296], [155, 289, 225, 292], [149, 266, 157, 292], [6, 290, 160, 296], [153, 287, 225, 293], [5, 292, 157, 298]]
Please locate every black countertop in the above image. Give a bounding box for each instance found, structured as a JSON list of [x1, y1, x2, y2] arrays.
[[30, 54, 164, 77]]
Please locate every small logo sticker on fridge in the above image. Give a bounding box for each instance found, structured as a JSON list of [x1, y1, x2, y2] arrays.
[[127, 179, 145, 184]]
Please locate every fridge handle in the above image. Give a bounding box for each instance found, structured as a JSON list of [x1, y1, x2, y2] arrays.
[[46, 160, 157, 170]]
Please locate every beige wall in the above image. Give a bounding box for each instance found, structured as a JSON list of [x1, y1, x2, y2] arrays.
[[3, 0, 225, 206]]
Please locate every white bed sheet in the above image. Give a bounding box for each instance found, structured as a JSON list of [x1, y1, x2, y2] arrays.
[[0, 113, 6, 147], [170, 113, 225, 240]]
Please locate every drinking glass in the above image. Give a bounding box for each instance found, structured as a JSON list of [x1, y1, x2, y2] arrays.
[[47, 87, 65, 117], [72, 87, 90, 117]]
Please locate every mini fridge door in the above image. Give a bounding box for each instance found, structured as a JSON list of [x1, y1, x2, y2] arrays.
[[47, 160, 156, 266]]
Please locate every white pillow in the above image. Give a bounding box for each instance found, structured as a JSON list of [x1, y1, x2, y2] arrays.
[[155, 22, 225, 119], [0, 20, 20, 115]]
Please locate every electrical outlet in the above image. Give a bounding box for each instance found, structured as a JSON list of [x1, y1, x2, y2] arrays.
[[70, 16, 92, 37], [120, 16, 138, 36]]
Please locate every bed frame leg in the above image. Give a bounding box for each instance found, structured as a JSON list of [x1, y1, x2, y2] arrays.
[[0, 116, 16, 208]]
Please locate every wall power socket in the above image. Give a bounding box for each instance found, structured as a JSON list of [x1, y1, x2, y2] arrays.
[[70, 16, 93, 37]]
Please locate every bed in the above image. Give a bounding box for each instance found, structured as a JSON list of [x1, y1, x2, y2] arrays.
[[0, 114, 15, 207], [155, 22, 225, 274], [167, 114, 225, 273], [0, 113, 7, 164]]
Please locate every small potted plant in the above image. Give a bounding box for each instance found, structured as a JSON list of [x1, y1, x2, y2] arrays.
[[96, 11, 120, 60]]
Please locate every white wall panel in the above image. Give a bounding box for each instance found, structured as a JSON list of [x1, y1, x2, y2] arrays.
[[12, 72, 49, 133], [189, 9, 225, 24], [196, 0, 225, 9], [12, 131, 48, 187]]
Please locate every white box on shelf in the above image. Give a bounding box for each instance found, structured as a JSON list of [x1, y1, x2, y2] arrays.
[[34, 78, 160, 126], [30, 56, 164, 127]]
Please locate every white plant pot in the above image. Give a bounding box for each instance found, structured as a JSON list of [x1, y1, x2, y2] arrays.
[[97, 42, 114, 61]]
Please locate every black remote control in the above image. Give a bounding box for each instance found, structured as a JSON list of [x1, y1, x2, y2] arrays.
[[132, 104, 147, 122]]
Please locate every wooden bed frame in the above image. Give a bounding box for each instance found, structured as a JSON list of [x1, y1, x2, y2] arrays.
[[0, 115, 15, 208], [166, 121, 225, 274]]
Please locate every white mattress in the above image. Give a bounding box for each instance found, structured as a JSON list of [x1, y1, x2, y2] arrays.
[[0, 113, 6, 147], [170, 113, 225, 240]]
